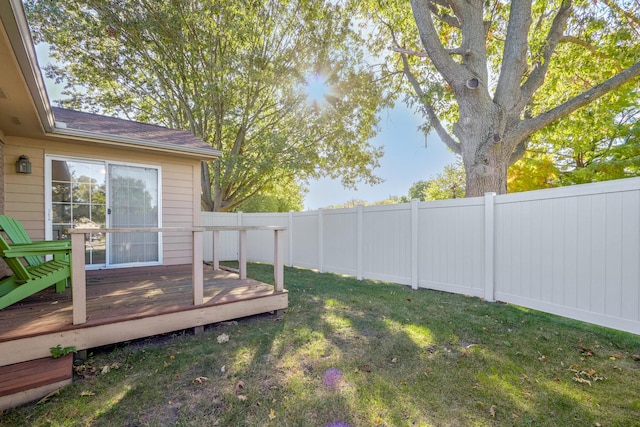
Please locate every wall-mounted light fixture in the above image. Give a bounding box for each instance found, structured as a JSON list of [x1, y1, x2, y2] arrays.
[[16, 155, 32, 174]]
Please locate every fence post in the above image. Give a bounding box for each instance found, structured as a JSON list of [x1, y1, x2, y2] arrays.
[[288, 210, 294, 267], [357, 204, 363, 280], [318, 208, 324, 273], [484, 192, 496, 302], [236, 211, 243, 261], [411, 199, 419, 290]]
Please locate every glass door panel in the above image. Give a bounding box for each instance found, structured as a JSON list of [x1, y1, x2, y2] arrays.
[[50, 159, 107, 265], [108, 164, 160, 265]]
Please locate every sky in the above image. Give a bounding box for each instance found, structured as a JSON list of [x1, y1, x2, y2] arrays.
[[36, 45, 458, 211], [304, 104, 457, 210]]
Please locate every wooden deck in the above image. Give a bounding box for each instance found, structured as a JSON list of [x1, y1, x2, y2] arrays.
[[0, 264, 288, 367]]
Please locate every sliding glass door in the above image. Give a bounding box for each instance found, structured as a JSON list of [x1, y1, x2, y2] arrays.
[[46, 157, 161, 268]]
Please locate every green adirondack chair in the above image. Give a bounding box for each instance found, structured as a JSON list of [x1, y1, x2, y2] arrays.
[[0, 215, 72, 310]]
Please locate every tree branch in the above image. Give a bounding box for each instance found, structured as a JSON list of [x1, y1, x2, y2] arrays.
[[519, 0, 573, 109], [494, 0, 533, 110], [426, 1, 460, 28], [399, 53, 461, 154], [391, 47, 429, 58], [513, 61, 640, 142], [409, 0, 465, 85]]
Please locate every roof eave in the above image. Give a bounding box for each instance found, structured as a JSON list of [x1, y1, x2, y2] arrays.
[[2, 0, 55, 133]]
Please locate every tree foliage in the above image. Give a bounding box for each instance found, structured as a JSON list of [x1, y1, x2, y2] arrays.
[[408, 180, 430, 201], [408, 162, 466, 200], [26, 0, 390, 211], [424, 162, 466, 200], [360, 0, 640, 196], [232, 177, 304, 213]]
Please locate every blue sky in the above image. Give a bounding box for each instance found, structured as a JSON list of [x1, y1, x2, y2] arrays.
[[304, 104, 457, 209]]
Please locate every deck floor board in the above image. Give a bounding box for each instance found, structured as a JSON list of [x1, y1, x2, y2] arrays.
[[0, 264, 277, 342]]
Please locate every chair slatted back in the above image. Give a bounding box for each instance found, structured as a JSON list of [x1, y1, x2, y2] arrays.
[[0, 215, 44, 267]]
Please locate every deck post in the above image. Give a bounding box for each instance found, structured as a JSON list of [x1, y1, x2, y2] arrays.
[[239, 229, 247, 279], [274, 228, 284, 292], [192, 230, 204, 305], [212, 229, 220, 270], [70, 232, 87, 325]]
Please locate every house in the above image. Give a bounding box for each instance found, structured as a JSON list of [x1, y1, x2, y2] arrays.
[[0, 0, 287, 409]]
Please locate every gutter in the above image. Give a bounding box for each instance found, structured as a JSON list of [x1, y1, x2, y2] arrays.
[[50, 126, 221, 159]]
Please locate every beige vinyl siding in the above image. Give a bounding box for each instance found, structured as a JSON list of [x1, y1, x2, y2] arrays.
[[162, 162, 196, 264], [4, 135, 202, 266]]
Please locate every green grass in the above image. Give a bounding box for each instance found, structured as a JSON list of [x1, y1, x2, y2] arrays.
[[2, 263, 640, 426]]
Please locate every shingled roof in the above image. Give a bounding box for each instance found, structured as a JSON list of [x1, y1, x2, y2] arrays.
[[52, 107, 218, 157]]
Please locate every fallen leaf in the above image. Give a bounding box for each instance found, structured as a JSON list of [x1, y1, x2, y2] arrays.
[[237, 394, 248, 401], [362, 364, 372, 372], [101, 365, 110, 374], [269, 408, 276, 420], [193, 376, 209, 384], [538, 355, 548, 363], [169, 355, 176, 360], [490, 405, 496, 417], [391, 357, 397, 363], [80, 391, 95, 396], [631, 354, 640, 361], [220, 365, 225, 373], [217, 333, 229, 344], [235, 380, 245, 393], [578, 345, 594, 356]]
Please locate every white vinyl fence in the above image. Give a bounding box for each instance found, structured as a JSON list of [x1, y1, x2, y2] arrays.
[[201, 177, 640, 335]]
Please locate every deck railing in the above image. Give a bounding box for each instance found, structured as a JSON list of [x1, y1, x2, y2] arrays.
[[68, 226, 285, 325]]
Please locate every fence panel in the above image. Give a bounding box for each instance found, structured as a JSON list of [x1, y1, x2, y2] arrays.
[[200, 212, 239, 261], [322, 208, 358, 276], [290, 211, 320, 269], [417, 198, 485, 296], [240, 213, 288, 263], [361, 204, 412, 284], [494, 179, 640, 334]]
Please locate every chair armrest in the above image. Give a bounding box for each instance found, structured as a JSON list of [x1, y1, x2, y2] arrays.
[[7, 241, 71, 251], [0, 243, 71, 258]]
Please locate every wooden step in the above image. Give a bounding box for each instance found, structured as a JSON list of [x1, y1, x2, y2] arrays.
[[0, 354, 72, 409]]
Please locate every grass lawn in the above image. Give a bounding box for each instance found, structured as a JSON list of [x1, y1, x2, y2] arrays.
[[2, 263, 640, 426]]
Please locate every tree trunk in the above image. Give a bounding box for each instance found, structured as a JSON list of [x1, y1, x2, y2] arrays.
[[463, 145, 509, 197], [455, 95, 511, 197], [200, 161, 215, 211]]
